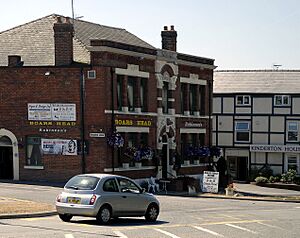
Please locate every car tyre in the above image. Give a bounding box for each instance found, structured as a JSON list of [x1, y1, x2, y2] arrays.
[[96, 205, 112, 224], [145, 203, 159, 222], [59, 214, 73, 222]]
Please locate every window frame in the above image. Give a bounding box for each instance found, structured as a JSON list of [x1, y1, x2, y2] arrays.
[[236, 95, 251, 106], [235, 121, 251, 143], [285, 154, 300, 174], [287, 121, 299, 142], [274, 95, 290, 106]]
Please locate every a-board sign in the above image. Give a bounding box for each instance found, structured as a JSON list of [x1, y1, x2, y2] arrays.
[[202, 171, 219, 193]]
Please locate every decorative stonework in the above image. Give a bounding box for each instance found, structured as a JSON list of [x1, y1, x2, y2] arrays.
[[156, 116, 176, 150]]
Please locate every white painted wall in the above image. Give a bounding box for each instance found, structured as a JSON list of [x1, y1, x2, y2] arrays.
[[253, 98, 272, 114], [274, 108, 291, 115], [218, 133, 233, 146], [223, 97, 234, 113], [270, 134, 284, 144], [218, 116, 233, 131], [253, 116, 269, 132], [213, 97, 222, 113], [252, 133, 268, 144], [270, 117, 285, 132], [292, 98, 300, 114]]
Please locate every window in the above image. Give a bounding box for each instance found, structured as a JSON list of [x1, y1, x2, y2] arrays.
[[235, 122, 250, 142], [117, 75, 123, 110], [274, 95, 290, 106], [286, 155, 300, 173], [180, 83, 184, 114], [117, 178, 140, 193], [287, 122, 298, 142], [162, 81, 169, 114], [65, 175, 99, 190], [200, 85, 206, 115], [103, 179, 119, 192], [236, 95, 250, 105], [87, 70, 96, 79], [140, 78, 147, 112], [26, 136, 42, 166], [127, 77, 135, 112], [189, 84, 197, 115]]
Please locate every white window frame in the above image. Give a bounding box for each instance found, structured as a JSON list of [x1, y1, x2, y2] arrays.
[[285, 154, 300, 174], [274, 95, 290, 106], [236, 95, 250, 106], [235, 121, 250, 143], [87, 70, 96, 79], [287, 121, 299, 142]]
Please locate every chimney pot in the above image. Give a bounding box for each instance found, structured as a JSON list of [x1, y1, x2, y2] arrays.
[[170, 25, 175, 31], [164, 26, 168, 31]]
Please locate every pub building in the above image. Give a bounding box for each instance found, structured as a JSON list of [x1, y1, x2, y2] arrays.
[[0, 14, 215, 182]]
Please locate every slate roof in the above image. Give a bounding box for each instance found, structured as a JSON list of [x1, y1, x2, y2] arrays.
[[0, 14, 155, 66], [214, 70, 300, 94]]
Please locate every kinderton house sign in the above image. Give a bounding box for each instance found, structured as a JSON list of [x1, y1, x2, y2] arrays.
[[250, 144, 300, 153]]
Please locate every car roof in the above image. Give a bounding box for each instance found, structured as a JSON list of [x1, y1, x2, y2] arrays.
[[75, 173, 128, 180]]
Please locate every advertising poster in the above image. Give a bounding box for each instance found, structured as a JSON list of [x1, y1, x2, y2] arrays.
[[41, 139, 77, 156]]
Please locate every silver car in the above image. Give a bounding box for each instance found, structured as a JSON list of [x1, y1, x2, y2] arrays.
[[56, 173, 160, 224]]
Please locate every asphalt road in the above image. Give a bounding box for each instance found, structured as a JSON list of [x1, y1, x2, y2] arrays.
[[0, 182, 300, 238]]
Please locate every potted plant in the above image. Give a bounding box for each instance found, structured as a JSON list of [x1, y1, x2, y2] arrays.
[[225, 183, 235, 196]]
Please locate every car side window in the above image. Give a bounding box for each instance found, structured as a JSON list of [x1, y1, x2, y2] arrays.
[[103, 179, 119, 192], [117, 178, 140, 194]]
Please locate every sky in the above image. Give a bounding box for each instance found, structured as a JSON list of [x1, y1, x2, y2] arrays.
[[1, 0, 299, 70]]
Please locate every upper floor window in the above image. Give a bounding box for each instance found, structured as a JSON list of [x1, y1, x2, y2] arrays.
[[140, 78, 147, 112], [287, 121, 298, 142], [117, 75, 123, 110], [235, 121, 250, 143], [275, 95, 290, 106], [189, 84, 197, 115], [236, 95, 250, 106], [162, 81, 169, 114], [127, 77, 135, 112]]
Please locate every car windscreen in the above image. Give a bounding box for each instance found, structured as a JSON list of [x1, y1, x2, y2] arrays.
[[65, 176, 100, 190]]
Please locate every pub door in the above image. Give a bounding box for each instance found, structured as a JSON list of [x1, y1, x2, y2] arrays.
[[0, 147, 13, 179]]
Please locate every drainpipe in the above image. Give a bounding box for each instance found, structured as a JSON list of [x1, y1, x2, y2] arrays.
[[80, 68, 86, 174]]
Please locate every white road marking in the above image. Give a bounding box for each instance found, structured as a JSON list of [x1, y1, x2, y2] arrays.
[[225, 223, 257, 234], [64, 234, 74, 238], [154, 228, 181, 238], [193, 226, 224, 237], [113, 231, 128, 238], [256, 222, 286, 230]]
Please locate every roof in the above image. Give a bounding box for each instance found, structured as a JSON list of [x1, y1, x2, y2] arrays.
[[0, 14, 155, 66], [214, 70, 300, 94]]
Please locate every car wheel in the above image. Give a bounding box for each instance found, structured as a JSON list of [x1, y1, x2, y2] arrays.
[[145, 203, 159, 222], [59, 214, 73, 222], [96, 205, 112, 224]]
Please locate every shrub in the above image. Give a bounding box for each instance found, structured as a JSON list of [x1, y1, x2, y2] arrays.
[[294, 176, 300, 185], [281, 169, 297, 183], [249, 167, 260, 181], [258, 165, 273, 178], [255, 176, 269, 184], [268, 176, 276, 183]]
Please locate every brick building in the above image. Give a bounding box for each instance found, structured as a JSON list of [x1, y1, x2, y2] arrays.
[[0, 14, 215, 182]]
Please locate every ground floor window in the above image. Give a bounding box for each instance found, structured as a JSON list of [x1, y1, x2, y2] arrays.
[[26, 136, 43, 166], [286, 154, 300, 173]]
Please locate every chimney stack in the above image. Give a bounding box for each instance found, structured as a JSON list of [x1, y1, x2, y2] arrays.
[[161, 25, 177, 52], [53, 16, 74, 66]]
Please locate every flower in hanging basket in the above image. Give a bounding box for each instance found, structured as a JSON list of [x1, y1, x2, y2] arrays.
[[185, 145, 195, 157], [133, 146, 153, 161], [107, 132, 124, 148]]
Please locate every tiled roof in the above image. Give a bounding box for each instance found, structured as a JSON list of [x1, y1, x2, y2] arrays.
[[0, 14, 155, 66], [214, 70, 300, 94]]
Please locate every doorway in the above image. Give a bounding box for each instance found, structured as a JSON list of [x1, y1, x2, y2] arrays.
[[227, 156, 248, 181], [0, 146, 13, 179]]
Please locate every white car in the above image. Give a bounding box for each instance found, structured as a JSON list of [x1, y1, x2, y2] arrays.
[[56, 173, 160, 224]]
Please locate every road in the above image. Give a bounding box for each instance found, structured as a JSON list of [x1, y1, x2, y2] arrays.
[[0, 182, 300, 238]]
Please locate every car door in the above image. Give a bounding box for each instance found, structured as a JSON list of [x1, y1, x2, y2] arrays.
[[117, 178, 148, 216]]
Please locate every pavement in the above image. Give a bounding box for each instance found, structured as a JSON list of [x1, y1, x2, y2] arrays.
[[1, 182, 300, 219]]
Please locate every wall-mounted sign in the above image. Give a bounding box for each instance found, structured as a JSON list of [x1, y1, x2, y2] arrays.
[[184, 122, 203, 128], [202, 171, 219, 193], [89, 132, 105, 138], [114, 119, 152, 127], [28, 103, 76, 121], [29, 121, 76, 126], [250, 144, 300, 153], [41, 139, 77, 155]]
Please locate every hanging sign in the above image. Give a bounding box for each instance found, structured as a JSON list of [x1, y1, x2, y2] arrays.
[[41, 139, 77, 155]]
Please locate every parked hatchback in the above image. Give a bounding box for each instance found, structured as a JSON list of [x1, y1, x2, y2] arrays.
[[56, 173, 160, 224]]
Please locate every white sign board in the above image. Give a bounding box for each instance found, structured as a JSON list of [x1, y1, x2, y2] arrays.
[[89, 132, 105, 138], [28, 103, 76, 121], [250, 144, 300, 153], [41, 139, 77, 155], [202, 171, 219, 193]]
